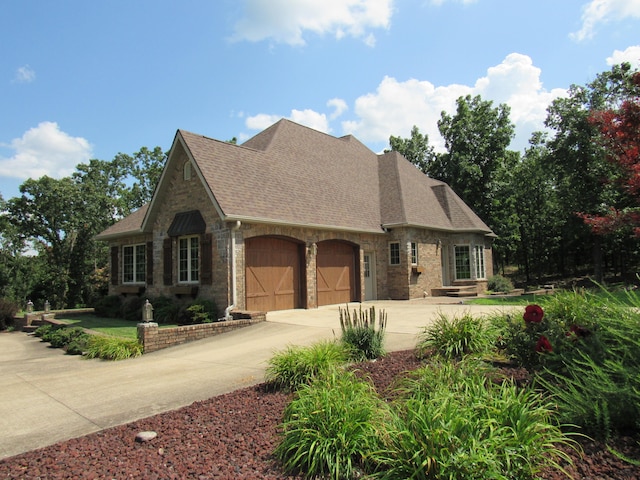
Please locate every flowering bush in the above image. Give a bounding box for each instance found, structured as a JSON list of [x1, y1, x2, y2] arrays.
[[523, 304, 544, 323]]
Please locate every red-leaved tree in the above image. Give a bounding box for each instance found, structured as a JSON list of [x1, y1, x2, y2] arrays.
[[579, 71, 640, 236]]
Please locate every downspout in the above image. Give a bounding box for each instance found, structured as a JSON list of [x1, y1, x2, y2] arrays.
[[224, 221, 241, 320]]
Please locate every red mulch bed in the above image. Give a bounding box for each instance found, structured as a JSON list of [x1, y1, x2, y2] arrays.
[[1, 350, 638, 479]]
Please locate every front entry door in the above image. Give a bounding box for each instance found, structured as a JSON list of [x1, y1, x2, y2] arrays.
[[364, 252, 376, 301]]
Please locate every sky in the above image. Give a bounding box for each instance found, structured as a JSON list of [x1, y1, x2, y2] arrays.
[[1, 0, 640, 201]]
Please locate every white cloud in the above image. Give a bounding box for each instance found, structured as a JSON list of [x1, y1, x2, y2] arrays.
[[606, 45, 640, 68], [13, 65, 35, 83], [245, 109, 330, 134], [342, 53, 567, 152], [231, 0, 393, 46], [429, 0, 477, 5], [327, 98, 348, 119], [0, 122, 93, 180], [242, 54, 568, 153], [571, 0, 640, 42]]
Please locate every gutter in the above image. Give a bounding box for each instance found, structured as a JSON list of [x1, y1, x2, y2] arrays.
[[223, 221, 241, 320]]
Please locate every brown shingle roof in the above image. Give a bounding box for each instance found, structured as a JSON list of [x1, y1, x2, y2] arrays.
[[94, 203, 149, 240], [96, 119, 493, 239], [182, 120, 383, 232]]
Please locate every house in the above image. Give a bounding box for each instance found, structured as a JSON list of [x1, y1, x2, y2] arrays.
[[96, 119, 495, 316]]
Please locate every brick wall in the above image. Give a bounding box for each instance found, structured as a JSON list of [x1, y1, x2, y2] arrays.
[[137, 311, 266, 353]]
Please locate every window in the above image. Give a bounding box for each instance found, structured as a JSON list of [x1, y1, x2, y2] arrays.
[[389, 242, 400, 265], [454, 245, 471, 280], [410, 242, 418, 265], [474, 245, 486, 279], [183, 161, 192, 181], [179, 235, 199, 283], [123, 244, 146, 283]]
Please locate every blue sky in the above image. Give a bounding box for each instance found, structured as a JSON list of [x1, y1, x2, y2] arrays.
[[1, 0, 639, 200]]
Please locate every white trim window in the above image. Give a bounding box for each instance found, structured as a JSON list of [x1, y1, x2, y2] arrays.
[[410, 242, 418, 265], [179, 235, 199, 283], [474, 244, 486, 279], [454, 245, 471, 280], [123, 244, 146, 284], [389, 242, 400, 265]]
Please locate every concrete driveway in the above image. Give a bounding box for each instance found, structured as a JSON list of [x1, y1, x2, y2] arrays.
[[0, 299, 516, 460]]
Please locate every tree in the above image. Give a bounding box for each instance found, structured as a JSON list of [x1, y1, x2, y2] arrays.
[[5, 146, 166, 308], [512, 133, 563, 282], [578, 70, 640, 236], [386, 125, 436, 174], [543, 63, 639, 280], [432, 95, 515, 226]]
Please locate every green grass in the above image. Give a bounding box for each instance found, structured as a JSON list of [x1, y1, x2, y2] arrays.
[[56, 314, 178, 339], [465, 293, 552, 306], [467, 287, 640, 306]]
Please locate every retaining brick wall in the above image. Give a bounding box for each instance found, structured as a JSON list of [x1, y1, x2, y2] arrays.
[[137, 311, 266, 353]]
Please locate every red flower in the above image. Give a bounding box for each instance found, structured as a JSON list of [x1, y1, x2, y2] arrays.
[[536, 335, 553, 353], [523, 304, 544, 323]]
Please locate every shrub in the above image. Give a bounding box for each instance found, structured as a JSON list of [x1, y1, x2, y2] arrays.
[[149, 296, 181, 324], [93, 295, 123, 318], [48, 327, 85, 348], [275, 369, 388, 479], [531, 289, 640, 439], [183, 298, 219, 324], [35, 323, 65, 342], [265, 341, 347, 392], [487, 274, 514, 293], [339, 305, 387, 361], [121, 296, 146, 322], [417, 311, 492, 359], [85, 335, 143, 360], [0, 298, 19, 330], [374, 361, 576, 479]]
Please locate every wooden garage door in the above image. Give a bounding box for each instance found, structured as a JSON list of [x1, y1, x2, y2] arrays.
[[317, 240, 356, 306], [245, 237, 301, 312]]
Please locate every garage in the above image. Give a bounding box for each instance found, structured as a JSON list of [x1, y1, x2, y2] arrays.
[[316, 240, 358, 306], [245, 236, 303, 312]]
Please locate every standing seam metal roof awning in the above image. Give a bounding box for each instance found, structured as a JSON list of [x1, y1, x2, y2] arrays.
[[167, 210, 206, 237]]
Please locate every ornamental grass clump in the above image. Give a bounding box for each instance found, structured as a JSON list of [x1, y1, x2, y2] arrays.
[[265, 341, 347, 392], [275, 369, 388, 480], [373, 360, 576, 479], [495, 288, 640, 440], [84, 335, 143, 360], [417, 311, 493, 359], [534, 289, 640, 440], [339, 304, 387, 361]]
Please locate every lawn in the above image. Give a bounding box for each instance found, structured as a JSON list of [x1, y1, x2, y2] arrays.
[[57, 314, 178, 339], [467, 287, 638, 306]]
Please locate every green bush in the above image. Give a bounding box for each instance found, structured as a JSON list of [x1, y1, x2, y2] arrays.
[[275, 369, 388, 479], [35, 323, 65, 342], [84, 335, 143, 360], [149, 295, 182, 324], [487, 274, 514, 293], [373, 361, 576, 479], [93, 295, 123, 318], [48, 327, 85, 348], [531, 289, 640, 439], [183, 298, 219, 324], [339, 305, 387, 361], [121, 296, 146, 322], [0, 298, 19, 330], [417, 311, 492, 359], [265, 341, 347, 392]]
